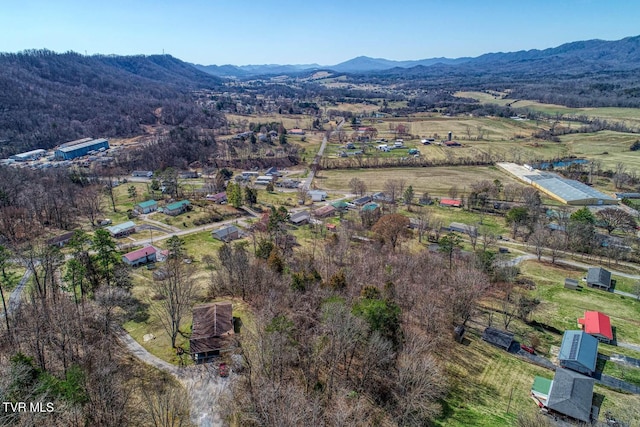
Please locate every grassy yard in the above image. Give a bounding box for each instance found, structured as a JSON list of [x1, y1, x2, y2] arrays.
[[436, 332, 549, 426], [520, 260, 640, 352]]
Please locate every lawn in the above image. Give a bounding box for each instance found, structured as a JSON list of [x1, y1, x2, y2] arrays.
[[520, 260, 640, 353], [436, 332, 549, 427]]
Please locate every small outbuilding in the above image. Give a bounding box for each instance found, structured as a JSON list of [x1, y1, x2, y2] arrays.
[[558, 330, 599, 376], [578, 311, 613, 343], [440, 198, 462, 207], [564, 278, 580, 290], [586, 267, 612, 290], [482, 327, 514, 351], [308, 190, 328, 202]]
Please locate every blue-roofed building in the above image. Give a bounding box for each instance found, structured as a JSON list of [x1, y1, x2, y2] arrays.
[[55, 138, 109, 160], [135, 200, 158, 214], [164, 200, 191, 216], [558, 331, 599, 376], [105, 221, 136, 238]]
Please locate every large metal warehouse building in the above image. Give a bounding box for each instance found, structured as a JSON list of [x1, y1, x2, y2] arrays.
[[497, 162, 617, 206], [54, 138, 109, 160], [10, 149, 46, 162]]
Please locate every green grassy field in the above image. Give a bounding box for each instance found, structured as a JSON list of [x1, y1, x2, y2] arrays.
[[520, 260, 640, 351]]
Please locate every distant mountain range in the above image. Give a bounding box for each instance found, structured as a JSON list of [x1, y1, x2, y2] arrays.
[[192, 35, 640, 77]]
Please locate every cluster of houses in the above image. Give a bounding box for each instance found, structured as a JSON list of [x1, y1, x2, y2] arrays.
[[530, 310, 614, 423]]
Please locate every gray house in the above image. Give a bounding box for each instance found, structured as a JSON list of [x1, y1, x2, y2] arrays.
[[212, 225, 241, 242], [481, 327, 514, 351], [531, 368, 594, 424], [558, 330, 598, 376], [289, 211, 310, 226], [586, 267, 612, 290]]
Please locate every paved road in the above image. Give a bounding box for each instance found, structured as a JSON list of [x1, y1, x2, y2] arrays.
[[5, 265, 33, 316], [302, 120, 343, 191]]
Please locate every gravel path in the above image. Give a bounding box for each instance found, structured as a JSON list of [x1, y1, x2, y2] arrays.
[[114, 327, 228, 426]]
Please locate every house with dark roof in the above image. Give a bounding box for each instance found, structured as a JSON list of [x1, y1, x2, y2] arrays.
[[190, 302, 234, 363], [206, 192, 227, 204], [122, 246, 157, 267], [558, 330, 599, 376], [134, 200, 158, 214], [46, 231, 75, 248], [289, 211, 310, 226], [212, 225, 241, 242], [448, 222, 477, 237], [352, 195, 372, 207], [482, 327, 514, 351], [586, 267, 612, 290], [372, 192, 394, 203], [578, 311, 613, 343], [531, 368, 594, 423]]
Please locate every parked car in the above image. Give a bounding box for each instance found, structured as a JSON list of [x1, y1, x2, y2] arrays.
[[520, 344, 535, 354], [219, 362, 229, 377]]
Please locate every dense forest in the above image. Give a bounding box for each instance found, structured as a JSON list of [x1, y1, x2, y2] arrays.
[[0, 50, 226, 156]]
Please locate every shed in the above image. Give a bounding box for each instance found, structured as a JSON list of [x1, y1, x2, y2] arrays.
[[308, 190, 328, 202], [122, 246, 157, 267], [558, 330, 599, 375], [190, 302, 234, 363], [105, 221, 136, 238], [586, 267, 611, 290], [482, 327, 514, 351], [135, 200, 158, 214], [289, 211, 310, 225], [564, 278, 580, 290], [578, 311, 613, 343], [212, 225, 241, 242]]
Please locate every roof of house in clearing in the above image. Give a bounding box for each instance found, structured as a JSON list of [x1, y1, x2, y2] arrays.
[[332, 200, 349, 209], [165, 200, 190, 211], [290, 211, 310, 222], [547, 368, 594, 423], [361, 202, 380, 212], [578, 311, 613, 341], [558, 330, 598, 372], [314, 205, 336, 216], [190, 303, 234, 354], [481, 327, 514, 350], [440, 198, 461, 206], [137, 200, 157, 208], [105, 221, 136, 234], [46, 231, 75, 245], [587, 267, 611, 287], [123, 246, 157, 262]]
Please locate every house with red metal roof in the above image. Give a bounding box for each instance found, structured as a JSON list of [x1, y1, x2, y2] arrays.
[[439, 198, 462, 207], [122, 245, 157, 267], [578, 311, 613, 343]]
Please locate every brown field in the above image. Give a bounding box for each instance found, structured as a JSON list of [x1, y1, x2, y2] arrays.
[[317, 166, 522, 196]]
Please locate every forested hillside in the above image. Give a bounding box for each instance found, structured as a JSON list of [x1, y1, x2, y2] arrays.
[[0, 50, 226, 155]]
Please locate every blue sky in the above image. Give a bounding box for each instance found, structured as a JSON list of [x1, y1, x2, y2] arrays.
[[1, 0, 637, 65]]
